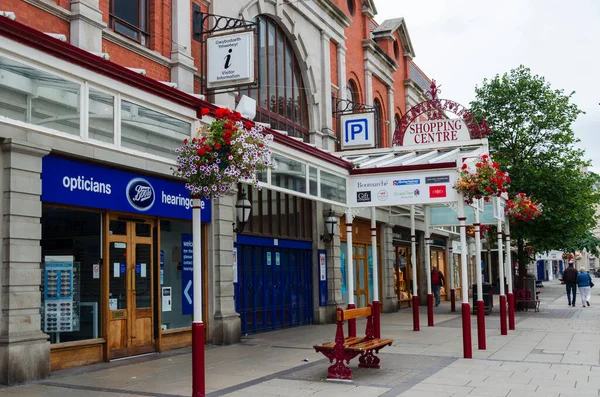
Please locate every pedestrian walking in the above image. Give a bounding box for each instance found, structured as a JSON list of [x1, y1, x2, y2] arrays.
[[576, 267, 592, 307], [431, 266, 445, 306], [563, 261, 578, 307]]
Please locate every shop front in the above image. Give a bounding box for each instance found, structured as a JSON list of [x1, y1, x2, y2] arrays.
[[40, 156, 211, 369], [393, 227, 416, 308], [430, 236, 448, 301]]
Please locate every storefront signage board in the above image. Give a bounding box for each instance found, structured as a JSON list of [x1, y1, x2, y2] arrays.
[[206, 30, 255, 89], [340, 112, 376, 149], [401, 118, 471, 148], [349, 170, 457, 207], [42, 156, 211, 222], [181, 234, 194, 315]]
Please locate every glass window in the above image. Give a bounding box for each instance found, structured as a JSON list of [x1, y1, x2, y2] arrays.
[[0, 56, 81, 136], [242, 16, 309, 141], [309, 167, 318, 196], [271, 154, 306, 194], [120, 100, 191, 159], [159, 220, 193, 329], [41, 206, 102, 344], [346, 80, 357, 104], [320, 171, 346, 203], [110, 0, 149, 46], [89, 88, 114, 144], [374, 99, 383, 149]]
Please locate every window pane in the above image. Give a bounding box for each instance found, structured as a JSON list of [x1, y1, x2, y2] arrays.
[[160, 220, 193, 329], [115, 22, 139, 41], [276, 30, 285, 117], [321, 171, 346, 203], [309, 167, 318, 196], [114, 0, 140, 27], [271, 191, 279, 235], [135, 243, 152, 308], [0, 57, 82, 136], [41, 207, 102, 344], [121, 100, 190, 159], [272, 154, 306, 194], [267, 22, 276, 113], [89, 88, 114, 143]]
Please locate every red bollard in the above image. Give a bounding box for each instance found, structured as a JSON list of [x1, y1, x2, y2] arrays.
[[347, 303, 356, 337], [450, 289, 456, 312], [412, 295, 420, 331], [427, 294, 434, 326], [372, 300, 381, 338], [462, 302, 472, 358], [192, 322, 205, 397], [507, 293, 515, 330], [477, 300, 486, 350], [499, 295, 507, 335]]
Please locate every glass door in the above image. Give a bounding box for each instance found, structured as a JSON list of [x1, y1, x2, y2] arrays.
[[354, 244, 369, 307], [107, 216, 155, 359]]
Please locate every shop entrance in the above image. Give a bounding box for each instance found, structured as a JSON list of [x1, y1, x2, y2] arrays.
[[107, 215, 156, 359]]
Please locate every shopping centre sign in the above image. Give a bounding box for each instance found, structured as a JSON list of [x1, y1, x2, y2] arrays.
[[403, 118, 471, 147]]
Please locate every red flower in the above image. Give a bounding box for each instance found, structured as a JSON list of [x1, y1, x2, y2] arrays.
[[215, 108, 231, 119], [492, 161, 499, 169], [215, 143, 221, 150], [481, 154, 489, 160], [183, 138, 188, 144], [476, 162, 482, 168], [200, 108, 210, 116], [462, 164, 468, 170], [244, 121, 253, 129]]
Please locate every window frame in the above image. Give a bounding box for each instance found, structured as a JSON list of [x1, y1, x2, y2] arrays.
[[373, 99, 383, 149], [109, 0, 150, 47]]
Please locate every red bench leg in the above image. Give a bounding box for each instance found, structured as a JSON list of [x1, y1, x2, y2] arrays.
[[358, 349, 381, 369]]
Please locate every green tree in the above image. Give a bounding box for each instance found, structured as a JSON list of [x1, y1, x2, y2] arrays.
[[469, 65, 600, 284]]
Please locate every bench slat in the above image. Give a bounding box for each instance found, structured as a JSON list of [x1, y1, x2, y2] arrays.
[[337, 307, 372, 322], [346, 338, 393, 352], [313, 336, 364, 350]]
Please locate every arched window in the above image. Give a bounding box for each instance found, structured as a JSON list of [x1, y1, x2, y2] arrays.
[[242, 16, 309, 141], [374, 99, 383, 148], [346, 80, 358, 104]]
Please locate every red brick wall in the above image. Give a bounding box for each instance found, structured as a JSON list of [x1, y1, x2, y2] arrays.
[[191, 1, 209, 93], [3, 0, 70, 40], [392, 33, 407, 135], [330, 40, 338, 87], [102, 40, 170, 81]]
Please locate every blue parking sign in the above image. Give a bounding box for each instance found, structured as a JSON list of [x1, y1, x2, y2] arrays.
[[340, 112, 375, 149]]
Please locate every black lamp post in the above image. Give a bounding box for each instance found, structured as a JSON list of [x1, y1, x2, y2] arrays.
[[234, 190, 252, 233], [320, 208, 337, 243]]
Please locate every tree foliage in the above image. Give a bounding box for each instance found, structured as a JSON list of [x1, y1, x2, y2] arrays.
[[469, 65, 600, 281]]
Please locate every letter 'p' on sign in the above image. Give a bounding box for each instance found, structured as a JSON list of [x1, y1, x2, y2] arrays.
[[340, 112, 375, 149]]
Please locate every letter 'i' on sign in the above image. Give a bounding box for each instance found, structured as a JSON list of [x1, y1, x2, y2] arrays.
[[340, 112, 375, 149]]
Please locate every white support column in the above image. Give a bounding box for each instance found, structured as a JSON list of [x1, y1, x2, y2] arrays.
[[337, 44, 347, 102], [171, 0, 196, 93], [505, 221, 513, 294], [371, 207, 379, 301], [346, 209, 355, 306], [388, 87, 395, 147], [474, 211, 483, 302], [458, 201, 469, 305], [497, 221, 505, 297], [410, 205, 418, 299], [365, 69, 373, 106], [425, 207, 432, 295], [193, 199, 203, 322]]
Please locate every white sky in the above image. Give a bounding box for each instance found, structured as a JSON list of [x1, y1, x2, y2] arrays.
[[374, 0, 600, 172]]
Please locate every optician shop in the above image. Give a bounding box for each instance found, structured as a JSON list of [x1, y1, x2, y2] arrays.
[[40, 155, 210, 370]]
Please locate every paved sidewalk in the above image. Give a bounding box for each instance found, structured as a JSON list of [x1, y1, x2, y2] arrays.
[[1, 278, 599, 396]]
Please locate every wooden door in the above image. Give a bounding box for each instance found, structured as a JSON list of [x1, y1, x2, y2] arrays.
[[354, 244, 369, 307], [107, 216, 155, 359]]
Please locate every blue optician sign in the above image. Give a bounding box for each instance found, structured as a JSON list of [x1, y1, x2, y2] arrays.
[[41, 156, 211, 222], [181, 233, 194, 315], [340, 112, 375, 150]]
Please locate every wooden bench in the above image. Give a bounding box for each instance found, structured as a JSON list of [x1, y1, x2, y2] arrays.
[[313, 304, 393, 380]]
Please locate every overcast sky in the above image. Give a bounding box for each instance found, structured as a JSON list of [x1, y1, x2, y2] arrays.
[[374, 0, 600, 172]]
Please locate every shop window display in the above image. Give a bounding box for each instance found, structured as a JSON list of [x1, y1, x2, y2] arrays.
[[159, 219, 193, 329], [41, 206, 102, 343], [394, 246, 412, 304]]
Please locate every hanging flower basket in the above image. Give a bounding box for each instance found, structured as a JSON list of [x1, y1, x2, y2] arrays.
[[453, 154, 510, 204], [466, 224, 489, 238], [172, 107, 274, 199], [505, 193, 543, 222]]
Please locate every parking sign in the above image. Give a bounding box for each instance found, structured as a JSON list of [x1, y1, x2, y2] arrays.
[[340, 112, 375, 149]]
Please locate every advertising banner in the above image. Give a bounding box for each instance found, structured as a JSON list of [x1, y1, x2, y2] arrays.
[[181, 233, 194, 315], [349, 170, 458, 207], [42, 156, 211, 222]]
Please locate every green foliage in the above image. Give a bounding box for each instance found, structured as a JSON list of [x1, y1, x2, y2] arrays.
[[469, 65, 600, 271]]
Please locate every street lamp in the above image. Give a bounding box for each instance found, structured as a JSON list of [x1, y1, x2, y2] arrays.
[[320, 208, 337, 243], [234, 190, 252, 233]]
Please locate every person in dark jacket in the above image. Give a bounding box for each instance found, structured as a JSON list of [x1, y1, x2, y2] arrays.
[[431, 267, 445, 306], [562, 261, 578, 307]]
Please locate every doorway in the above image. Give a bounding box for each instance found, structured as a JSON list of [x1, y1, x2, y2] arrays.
[[107, 215, 155, 359], [354, 244, 369, 307]]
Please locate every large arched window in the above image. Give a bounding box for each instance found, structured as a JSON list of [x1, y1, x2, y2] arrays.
[[242, 16, 309, 141], [346, 80, 358, 104], [374, 99, 383, 148]]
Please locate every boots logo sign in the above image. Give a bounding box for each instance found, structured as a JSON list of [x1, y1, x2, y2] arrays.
[[127, 178, 155, 211]]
